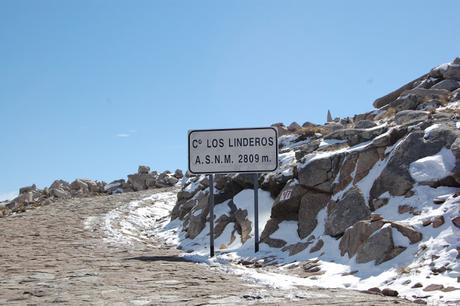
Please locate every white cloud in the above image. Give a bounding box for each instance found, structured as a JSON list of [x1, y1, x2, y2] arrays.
[[116, 133, 130, 138]]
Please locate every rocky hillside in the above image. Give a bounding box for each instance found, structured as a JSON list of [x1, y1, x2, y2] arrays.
[[170, 58, 460, 303], [0, 166, 183, 217]]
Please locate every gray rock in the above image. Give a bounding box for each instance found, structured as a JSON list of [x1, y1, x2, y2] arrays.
[[70, 179, 89, 193], [298, 191, 330, 238], [390, 222, 422, 244], [234, 209, 252, 243], [104, 179, 125, 194], [138, 165, 150, 174], [355, 148, 382, 183], [261, 171, 292, 198], [271, 181, 308, 220], [271, 123, 289, 137], [355, 226, 403, 264], [260, 218, 287, 248], [450, 137, 460, 184], [339, 220, 384, 257], [394, 110, 429, 125], [390, 88, 450, 112], [325, 187, 371, 237], [294, 140, 321, 161], [332, 153, 358, 193], [51, 188, 71, 199], [174, 169, 184, 179], [187, 214, 207, 239], [324, 126, 388, 147], [19, 184, 37, 194], [281, 241, 311, 256], [441, 61, 460, 81], [173, 189, 209, 220], [370, 127, 460, 200], [354, 120, 377, 129], [288, 122, 301, 132], [310, 239, 324, 253], [372, 73, 428, 109], [127, 173, 150, 191], [298, 153, 343, 193], [431, 79, 460, 91], [50, 180, 70, 191]]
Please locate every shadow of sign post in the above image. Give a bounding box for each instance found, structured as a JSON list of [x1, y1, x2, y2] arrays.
[[188, 127, 278, 257]]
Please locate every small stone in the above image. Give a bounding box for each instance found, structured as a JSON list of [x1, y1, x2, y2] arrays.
[[422, 219, 432, 227], [431, 266, 447, 273], [411, 282, 423, 288], [432, 216, 445, 228], [367, 287, 381, 294], [433, 196, 447, 204], [442, 286, 460, 292], [381, 288, 398, 297], [398, 205, 412, 214], [423, 284, 444, 292], [309, 239, 324, 253], [452, 216, 460, 228], [402, 279, 411, 285]]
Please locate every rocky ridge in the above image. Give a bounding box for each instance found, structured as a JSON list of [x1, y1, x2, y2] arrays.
[[0, 166, 183, 218], [170, 58, 460, 302]]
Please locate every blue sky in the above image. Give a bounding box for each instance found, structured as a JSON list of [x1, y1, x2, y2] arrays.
[[1, 0, 460, 198]]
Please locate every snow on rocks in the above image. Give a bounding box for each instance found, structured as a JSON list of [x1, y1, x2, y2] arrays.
[[409, 148, 456, 184]]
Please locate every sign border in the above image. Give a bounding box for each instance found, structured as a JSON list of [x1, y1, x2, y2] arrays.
[[188, 127, 279, 174]]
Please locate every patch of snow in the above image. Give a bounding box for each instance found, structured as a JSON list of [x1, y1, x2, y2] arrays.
[[409, 148, 455, 183], [424, 124, 440, 138], [319, 139, 346, 147]]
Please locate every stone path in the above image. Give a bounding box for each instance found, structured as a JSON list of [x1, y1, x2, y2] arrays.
[[0, 188, 417, 305]]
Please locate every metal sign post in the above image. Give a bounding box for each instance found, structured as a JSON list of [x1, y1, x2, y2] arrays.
[[208, 174, 215, 257], [253, 173, 259, 253], [188, 127, 278, 257]]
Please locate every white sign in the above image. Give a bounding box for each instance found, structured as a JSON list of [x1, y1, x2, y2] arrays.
[[188, 127, 278, 174]]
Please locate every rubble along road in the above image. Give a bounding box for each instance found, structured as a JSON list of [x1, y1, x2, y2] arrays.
[[0, 188, 416, 305]]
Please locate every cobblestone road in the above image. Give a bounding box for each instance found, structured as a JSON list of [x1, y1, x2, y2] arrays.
[[0, 189, 416, 305]]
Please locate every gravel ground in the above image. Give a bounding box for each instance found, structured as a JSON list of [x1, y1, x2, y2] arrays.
[[0, 188, 417, 305]]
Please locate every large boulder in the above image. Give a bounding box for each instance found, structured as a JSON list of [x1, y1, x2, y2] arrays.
[[104, 179, 125, 194], [372, 73, 428, 109], [339, 220, 385, 257], [298, 153, 343, 193], [389, 222, 422, 244], [324, 126, 388, 147], [354, 148, 381, 182], [370, 126, 460, 200], [261, 171, 293, 198], [394, 110, 429, 125], [389, 88, 450, 112], [450, 137, 460, 184], [127, 173, 151, 191], [19, 184, 37, 194], [332, 153, 358, 193], [172, 189, 208, 220], [234, 209, 252, 243], [430, 58, 460, 81], [271, 180, 308, 220], [260, 218, 287, 248], [354, 120, 377, 129], [431, 79, 460, 91], [325, 187, 371, 237], [355, 226, 405, 265], [298, 192, 330, 238]]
